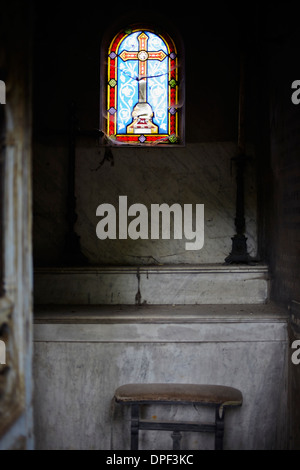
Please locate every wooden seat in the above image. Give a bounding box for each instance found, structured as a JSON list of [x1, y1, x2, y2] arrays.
[[115, 383, 243, 450]]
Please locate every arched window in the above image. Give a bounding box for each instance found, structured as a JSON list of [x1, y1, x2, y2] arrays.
[[105, 26, 183, 145]]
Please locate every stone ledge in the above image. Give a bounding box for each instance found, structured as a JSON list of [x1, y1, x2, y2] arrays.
[[34, 303, 288, 344], [35, 264, 269, 274], [34, 264, 270, 305], [34, 302, 286, 324]]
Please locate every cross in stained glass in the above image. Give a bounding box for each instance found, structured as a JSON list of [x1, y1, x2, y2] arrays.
[[119, 32, 167, 134]]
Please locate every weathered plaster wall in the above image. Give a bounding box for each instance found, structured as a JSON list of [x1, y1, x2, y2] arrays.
[[268, 45, 300, 306], [261, 5, 300, 449], [74, 142, 257, 265]]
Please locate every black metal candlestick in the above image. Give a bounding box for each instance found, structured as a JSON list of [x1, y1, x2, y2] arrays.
[[225, 52, 251, 264]]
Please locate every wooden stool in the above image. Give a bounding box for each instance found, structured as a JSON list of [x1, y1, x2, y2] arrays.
[[114, 383, 243, 450]]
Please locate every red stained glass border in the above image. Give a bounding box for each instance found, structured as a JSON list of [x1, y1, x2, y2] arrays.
[[115, 135, 170, 143]]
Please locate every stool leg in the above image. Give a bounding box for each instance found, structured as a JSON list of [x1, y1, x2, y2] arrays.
[[171, 431, 182, 450], [131, 405, 139, 450], [215, 406, 225, 450]]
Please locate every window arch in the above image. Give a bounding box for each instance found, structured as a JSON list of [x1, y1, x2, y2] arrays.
[[104, 25, 183, 145]]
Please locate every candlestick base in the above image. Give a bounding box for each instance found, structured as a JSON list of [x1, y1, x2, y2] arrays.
[[225, 234, 252, 264]]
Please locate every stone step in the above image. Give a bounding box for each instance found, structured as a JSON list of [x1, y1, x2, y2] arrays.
[[34, 302, 288, 350], [34, 264, 269, 305]]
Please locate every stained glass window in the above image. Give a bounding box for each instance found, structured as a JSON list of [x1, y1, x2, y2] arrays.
[[106, 27, 181, 145]]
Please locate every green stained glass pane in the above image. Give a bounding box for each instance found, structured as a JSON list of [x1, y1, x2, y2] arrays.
[[169, 135, 177, 144], [109, 78, 117, 87]]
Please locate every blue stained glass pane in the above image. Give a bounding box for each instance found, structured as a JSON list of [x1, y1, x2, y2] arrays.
[[117, 31, 169, 134], [147, 32, 168, 132], [117, 32, 139, 133], [119, 32, 139, 54]]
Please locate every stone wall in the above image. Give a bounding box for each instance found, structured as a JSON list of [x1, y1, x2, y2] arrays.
[[33, 304, 288, 450], [262, 4, 300, 449]]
